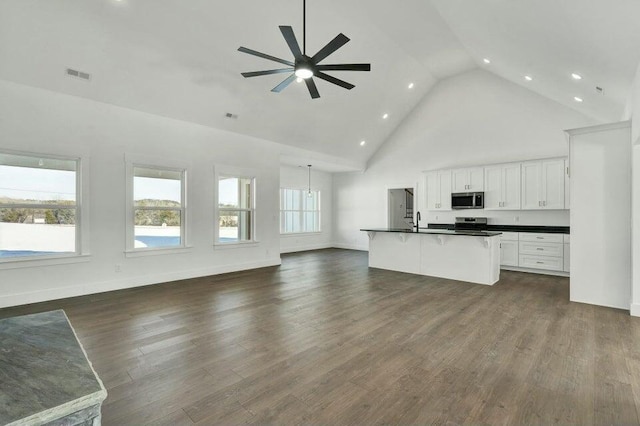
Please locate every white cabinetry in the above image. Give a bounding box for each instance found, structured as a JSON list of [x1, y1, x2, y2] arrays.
[[499, 232, 519, 267], [425, 170, 452, 211], [451, 167, 484, 192], [484, 163, 521, 210], [517, 233, 564, 272], [521, 159, 565, 210]]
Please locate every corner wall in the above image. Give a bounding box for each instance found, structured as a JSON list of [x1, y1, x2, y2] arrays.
[[0, 79, 287, 308], [333, 69, 596, 250]]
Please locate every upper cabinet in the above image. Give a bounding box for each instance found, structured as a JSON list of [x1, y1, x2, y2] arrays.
[[484, 163, 521, 210], [424, 157, 566, 211], [451, 167, 484, 193], [425, 170, 452, 211], [521, 158, 565, 210]]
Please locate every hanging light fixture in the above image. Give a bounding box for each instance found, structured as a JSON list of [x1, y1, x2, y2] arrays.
[[307, 165, 313, 198]]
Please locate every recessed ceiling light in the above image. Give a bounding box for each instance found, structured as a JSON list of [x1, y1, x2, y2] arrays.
[[483, 58, 491, 64], [382, 113, 389, 119], [574, 96, 583, 102], [408, 83, 414, 89], [571, 73, 582, 80], [360, 140, 366, 146], [524, 75, 533, 81]]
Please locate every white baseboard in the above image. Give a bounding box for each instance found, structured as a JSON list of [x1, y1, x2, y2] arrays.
[[500, 266, 569, 277], [280, 243, 333, 254], [331, 243, 368, 252], [0, 257, 282, 309], [631, 303, 640, 317]]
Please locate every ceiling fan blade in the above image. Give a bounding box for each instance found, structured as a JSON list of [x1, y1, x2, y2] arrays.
[[271, 74, 297, 93], [238, 47, 294, 67], [279, 26, 302, 59], [316, 64, 371, 72], [314, 72, 355, 90], [305, 78, 320, 99], [241, 68, 294, 78], [311, 33, 350, 64]]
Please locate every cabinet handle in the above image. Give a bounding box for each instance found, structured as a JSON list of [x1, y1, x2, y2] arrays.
[[536, 248, 544, 251], [536, 237, 544, 239], [538, 201, 541, 207], [536, 261, 544, 264]]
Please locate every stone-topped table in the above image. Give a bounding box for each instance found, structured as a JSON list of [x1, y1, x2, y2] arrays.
[[0, 310, 107, 426]]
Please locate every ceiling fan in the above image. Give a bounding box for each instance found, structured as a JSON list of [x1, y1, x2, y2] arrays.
[[238, 0, 371, 99]]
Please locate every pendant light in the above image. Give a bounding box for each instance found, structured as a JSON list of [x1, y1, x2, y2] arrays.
[[307, 165, 313, 198]]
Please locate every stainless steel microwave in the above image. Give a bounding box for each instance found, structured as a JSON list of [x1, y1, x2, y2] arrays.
[[451, 192, 484, 210]]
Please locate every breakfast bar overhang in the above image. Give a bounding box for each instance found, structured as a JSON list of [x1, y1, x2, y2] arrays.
[[361, 228, 502, 285]]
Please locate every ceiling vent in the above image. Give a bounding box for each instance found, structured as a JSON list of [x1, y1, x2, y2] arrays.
[[66, 68, 91, 81]]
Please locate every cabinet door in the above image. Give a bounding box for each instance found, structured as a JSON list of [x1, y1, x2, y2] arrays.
[[438, 171, 452, 210], [521, 161, 542, 209], [468, 167, 484, 191], [542, 159, 565, 209], [484, 165, 503, 209], [451, 169, 468, 193], [564, 158, 570, 210], [425, 172, 439, 210], [500, 240, 519, 266], [503, 163, 521, 209]]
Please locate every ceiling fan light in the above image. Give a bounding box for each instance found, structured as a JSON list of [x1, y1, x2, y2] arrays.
[[295, 68, 314, 79]]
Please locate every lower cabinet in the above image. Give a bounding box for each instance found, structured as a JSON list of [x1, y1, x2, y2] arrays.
[[500, 232, 569, 274], [500, 232, 519, 267]]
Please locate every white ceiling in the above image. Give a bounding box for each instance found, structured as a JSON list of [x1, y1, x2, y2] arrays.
[[0, 1, 639, 171]]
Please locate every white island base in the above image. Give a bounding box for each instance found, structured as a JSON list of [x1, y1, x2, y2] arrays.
[[365, 230, 501, 285]]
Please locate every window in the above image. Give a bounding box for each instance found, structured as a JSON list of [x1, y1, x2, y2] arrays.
[[0, 152, 79, 259], [217, 176, 254, 243], [131, 166, 185, 250], [280, 188, 320, 234]]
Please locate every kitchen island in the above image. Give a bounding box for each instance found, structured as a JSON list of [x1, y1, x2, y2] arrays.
[[361, 228, 502, 285], [0, 310, 107, 425]]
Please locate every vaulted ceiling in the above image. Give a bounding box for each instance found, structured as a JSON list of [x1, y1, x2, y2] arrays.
[[1, 0, 639, 171]]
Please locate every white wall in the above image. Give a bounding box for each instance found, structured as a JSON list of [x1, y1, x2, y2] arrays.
[[0, 79, 292, 308], [279, 165, 333, 253], [568, 122, 632, 310], [333, 69, 596, 250]]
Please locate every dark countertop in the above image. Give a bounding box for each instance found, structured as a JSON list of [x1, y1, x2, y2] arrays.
[[361, 228, 502, 237], [427, 223, 570, 234], [0, 310, 107, 425]]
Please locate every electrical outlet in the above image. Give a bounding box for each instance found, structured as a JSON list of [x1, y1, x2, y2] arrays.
[[115, 264, 121, 273]]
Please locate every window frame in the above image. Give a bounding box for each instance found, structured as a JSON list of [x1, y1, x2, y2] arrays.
[[279, 187, 322, 235], [0, 148, 91, 269], [214, 166, 257, 247], [125, 155, 190, 257]]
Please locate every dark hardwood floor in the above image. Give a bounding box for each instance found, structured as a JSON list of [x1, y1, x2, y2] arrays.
[[2, 248, 640, 425]]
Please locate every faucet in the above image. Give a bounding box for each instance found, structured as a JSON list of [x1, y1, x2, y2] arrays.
[[415, 211, 421, 233]]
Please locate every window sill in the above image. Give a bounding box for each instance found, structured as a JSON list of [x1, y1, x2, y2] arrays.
[[125, 246, 193, 258], [214, 241, 260, 250], [0, 253, 92, 270], [280, 232, 323, 237]]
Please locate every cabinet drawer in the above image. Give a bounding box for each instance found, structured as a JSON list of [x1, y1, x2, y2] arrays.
[[519, 255, 564, 271], [519, 241, 563, 257], [500, 232, 519, 241], [518, 233, 563, 243]]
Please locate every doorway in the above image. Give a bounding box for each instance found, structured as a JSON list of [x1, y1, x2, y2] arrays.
[[388, 187, 415, 229]]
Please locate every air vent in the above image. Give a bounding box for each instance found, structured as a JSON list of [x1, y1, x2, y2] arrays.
[[66, 68, 91, 81]]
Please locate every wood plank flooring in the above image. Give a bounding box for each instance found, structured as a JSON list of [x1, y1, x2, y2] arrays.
[[2, 248, 640, 425]]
